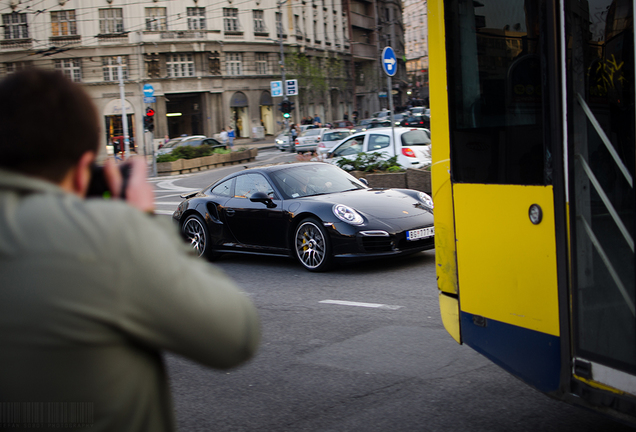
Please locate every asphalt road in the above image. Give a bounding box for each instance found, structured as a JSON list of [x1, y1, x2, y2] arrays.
[[151, 150, 633, 432]]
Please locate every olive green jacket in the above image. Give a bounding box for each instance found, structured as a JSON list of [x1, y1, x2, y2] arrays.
[[0, 169, 260, 431]]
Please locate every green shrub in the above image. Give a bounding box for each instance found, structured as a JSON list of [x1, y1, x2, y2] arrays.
[[156, 144, 231, 162], [334, 152, 403, 173]]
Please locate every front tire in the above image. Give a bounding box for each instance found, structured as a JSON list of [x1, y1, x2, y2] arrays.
[[294, 218, 332, 271], [182, 214, 212, 258]]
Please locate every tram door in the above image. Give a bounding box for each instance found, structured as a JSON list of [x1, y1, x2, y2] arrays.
[[566, 0, 636, 394], [444, 0, 562, 392]]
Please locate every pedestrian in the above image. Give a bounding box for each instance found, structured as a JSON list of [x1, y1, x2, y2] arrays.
[[343, 112, 349, 121], [227, 125, 235, 148], [313, 113, 321, 125], [220, 127, 228, 148], [0, 68, 260, 432], [290, 124, 298, 152]]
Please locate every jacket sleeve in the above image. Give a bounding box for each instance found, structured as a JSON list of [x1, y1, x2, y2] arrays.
[[109, 208, 260, 369]]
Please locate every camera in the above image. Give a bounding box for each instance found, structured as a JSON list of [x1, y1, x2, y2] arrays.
[[87, 163, 131, 198]]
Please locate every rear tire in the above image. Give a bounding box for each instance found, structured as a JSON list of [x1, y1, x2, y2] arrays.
[[294, 218, 332, 272]]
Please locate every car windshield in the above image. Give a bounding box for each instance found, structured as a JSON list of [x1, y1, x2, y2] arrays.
[[163, 138, 182, 149], [323, 131, 350, 141], [269, 163, 367, 199], [303, 129, 321, 137], [401, 129, 431, 146]]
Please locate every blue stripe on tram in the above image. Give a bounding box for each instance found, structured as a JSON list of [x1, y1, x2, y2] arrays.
[[460, 312, 561, 393]]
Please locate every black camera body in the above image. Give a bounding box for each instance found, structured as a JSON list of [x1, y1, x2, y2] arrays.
[[87, 164, 131, 198]]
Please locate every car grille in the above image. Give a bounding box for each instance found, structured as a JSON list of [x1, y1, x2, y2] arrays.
[[360, 234, 434, 253], [361, 236, 393, 252]]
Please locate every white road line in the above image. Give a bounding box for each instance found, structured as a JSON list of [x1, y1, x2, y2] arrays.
[[155, 179, 199, 192], [154, 201, 183, 206], [319, 300, 403, 310], [154, 210, 174, 215]]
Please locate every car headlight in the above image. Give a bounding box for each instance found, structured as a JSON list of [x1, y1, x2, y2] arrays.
[[418, 192, 434, 209], [333, 204, 364, 225]]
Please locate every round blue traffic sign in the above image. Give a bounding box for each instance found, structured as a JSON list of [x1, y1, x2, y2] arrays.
[[382, 46, 397, 77], [143, 84, 154, 97]]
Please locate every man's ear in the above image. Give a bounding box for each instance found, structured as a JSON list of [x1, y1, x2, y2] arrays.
[[73, 151, 96, 197]]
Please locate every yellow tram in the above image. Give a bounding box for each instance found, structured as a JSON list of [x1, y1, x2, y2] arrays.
[[430, 0, 635, 423]]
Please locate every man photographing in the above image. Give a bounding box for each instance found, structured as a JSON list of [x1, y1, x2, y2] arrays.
[[0, 69, 260, 431]]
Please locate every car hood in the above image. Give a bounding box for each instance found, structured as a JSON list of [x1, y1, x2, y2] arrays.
[[301, 188, 431, 220]]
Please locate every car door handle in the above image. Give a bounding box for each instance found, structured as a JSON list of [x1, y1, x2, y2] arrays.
[[226, 209, 236, 217]]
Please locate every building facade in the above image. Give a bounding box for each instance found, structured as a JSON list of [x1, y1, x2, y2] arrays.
[[0, 0, 355, 156], [402, 0, 428, 105]]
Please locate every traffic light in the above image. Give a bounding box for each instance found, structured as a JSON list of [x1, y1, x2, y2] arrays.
[[144, 107, 155, 132], [279, 99, 295, 118]]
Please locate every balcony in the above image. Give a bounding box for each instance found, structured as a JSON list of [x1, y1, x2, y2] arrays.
[[351, 42, 376, 60], [49, 35, 81, 46], [1, 38, 32, 49], [350, 12, 375, 30], [160, 31, 206, 40]]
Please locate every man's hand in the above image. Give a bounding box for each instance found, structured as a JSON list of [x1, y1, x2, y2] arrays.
[[104, 157, 155, 213]]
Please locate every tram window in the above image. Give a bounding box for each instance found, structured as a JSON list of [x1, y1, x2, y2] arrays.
[[446, 0, 550, 185]]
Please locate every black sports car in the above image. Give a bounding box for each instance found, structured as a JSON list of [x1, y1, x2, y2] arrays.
[[173, 162, 434, 271]]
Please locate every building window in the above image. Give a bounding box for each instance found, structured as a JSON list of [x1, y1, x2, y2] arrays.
[[295, 15, 302, 37], [3, 13, 28, 39], [276, 12, 284, 37], [187, 7, 206, 30], [313, 20, 318, 42], [55, 59, 81, 82], [209, 51, 220, 75], [255, 53, 268, 74], [145, 8, 167, 31], [223, 8, 240, 32], [102, 56, 128, 82], [51, 10, 76, 37], [5, 61, 31, 74], [324, 22, 329, 41], [253, 10, 265, 33], [226, 52, 242, 76], [99, 8, 123, 34], [167, 53, 194, 77]]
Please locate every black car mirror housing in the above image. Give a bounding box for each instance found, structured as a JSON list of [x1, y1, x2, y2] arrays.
[[250, 191, 277, 208]]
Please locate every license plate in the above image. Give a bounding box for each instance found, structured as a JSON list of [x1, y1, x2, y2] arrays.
[[406, 226, 434, 241]]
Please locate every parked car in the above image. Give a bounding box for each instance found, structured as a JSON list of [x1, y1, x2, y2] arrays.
[[316, 129, 353, 156], [157, 135, 207, 155], [350, 118, 375, 134], [179, 137, 225, 149], [330, 120, 355, 129], [327, 127, 432, 169], [173, 162, 434, 271], [400, 114, 430, 129], [391, 113, 408, 126], [293, 127, 330, 153]]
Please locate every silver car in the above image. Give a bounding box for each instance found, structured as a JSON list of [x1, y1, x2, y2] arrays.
[[316, 129, 352, 156], [293, 127, 329, 153]]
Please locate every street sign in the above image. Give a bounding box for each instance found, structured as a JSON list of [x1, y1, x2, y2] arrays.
[[271, 81, 283, 97], [143, 84, 154, 97], [285, 79, 298, 96], [143, 96, 156, 104], [382, 47, 397, 77]]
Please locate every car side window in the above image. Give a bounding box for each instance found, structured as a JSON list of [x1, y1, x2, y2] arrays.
[[368, 134, 390, 150], [211, 178, 233, 197], [332, 137, 364, 156], [234, 173, 276, 199]]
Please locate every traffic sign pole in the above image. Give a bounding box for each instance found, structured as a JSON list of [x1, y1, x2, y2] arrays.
[[382, 47, 398, 158]]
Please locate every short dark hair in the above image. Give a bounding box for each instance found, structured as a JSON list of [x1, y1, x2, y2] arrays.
[[0, 68, 99, 182]]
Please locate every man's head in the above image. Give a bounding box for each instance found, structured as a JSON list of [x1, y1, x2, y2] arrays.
[[0, 68, 99, 183]]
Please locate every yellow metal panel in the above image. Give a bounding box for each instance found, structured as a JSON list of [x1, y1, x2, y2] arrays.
[[439, 293, 462, 343], [429, 0, 459, 296], [454, 184, 560, 337]]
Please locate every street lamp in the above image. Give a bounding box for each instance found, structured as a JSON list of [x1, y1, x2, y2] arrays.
[[278, 0, 290, 128]]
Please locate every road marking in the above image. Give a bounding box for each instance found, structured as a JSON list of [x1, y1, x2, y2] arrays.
[[319, 300, 403, 310], [154, 209, 174, 216], [156, 179, 199, 192], [154, 201, 182, 206]]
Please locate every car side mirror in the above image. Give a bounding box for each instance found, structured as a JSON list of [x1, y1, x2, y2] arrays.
[[358, 178, 369, 186], [250, 191, 277, 208]]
